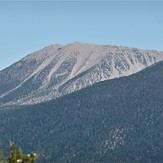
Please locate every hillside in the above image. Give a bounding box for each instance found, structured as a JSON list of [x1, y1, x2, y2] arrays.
[[0, 61, 163, 162], [0, 42, 163, 106]]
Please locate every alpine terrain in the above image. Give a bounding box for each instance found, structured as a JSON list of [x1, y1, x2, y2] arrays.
[[0, 42, 163, 106]]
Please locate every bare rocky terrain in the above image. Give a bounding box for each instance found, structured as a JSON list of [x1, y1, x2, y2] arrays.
[[0, 42, 163, 106]]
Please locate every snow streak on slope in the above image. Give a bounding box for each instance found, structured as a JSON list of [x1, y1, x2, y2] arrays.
[[0, 42, 163, 105]]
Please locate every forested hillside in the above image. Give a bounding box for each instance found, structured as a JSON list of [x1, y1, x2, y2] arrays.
[[0, 61, 163, 162]]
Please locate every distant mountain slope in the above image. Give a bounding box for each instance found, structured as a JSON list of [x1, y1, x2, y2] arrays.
[[0, 42, 163, 106], [0, 61, 163, 162]]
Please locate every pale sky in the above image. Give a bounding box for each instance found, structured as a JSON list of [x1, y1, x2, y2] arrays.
[[0, 1, 163, 70]]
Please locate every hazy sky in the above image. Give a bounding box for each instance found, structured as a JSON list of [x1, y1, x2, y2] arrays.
[[0, 1, 163, 70]]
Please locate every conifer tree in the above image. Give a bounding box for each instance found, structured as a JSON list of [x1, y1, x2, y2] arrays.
[[0, 142, 37, 163], [0, 146, 3, 163]]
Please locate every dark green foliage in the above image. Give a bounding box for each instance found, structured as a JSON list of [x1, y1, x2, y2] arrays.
[[0, 142, 37, 163], [0, 61, 163, 162], [0, 146, 3, 163]]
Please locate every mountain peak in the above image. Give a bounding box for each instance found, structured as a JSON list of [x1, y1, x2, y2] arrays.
[[67, 41, 102, 47], [0, 42, 163, 106]]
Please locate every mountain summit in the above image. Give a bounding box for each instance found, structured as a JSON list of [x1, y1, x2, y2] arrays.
[[0, 42, 163, 105]]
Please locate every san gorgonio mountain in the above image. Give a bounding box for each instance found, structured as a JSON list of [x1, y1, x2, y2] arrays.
[[0, 42, 163, 162], [0, 42, 163, 106]]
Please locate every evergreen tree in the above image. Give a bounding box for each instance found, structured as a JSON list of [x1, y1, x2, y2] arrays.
[[0, 142, 37, 163], [0, 146, 3, 163]]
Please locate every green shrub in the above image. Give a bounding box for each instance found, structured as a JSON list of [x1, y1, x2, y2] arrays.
[[0, 142, 37, 163]]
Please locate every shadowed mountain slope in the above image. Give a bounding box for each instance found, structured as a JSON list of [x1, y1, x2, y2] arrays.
[[0, 61, 163, 162]]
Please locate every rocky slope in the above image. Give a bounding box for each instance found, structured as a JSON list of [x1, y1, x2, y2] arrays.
[[0, 42, 163, 105]]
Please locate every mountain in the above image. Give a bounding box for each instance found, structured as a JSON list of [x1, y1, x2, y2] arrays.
[[0, 42, 163, 106], [0, 61, 163, 162]]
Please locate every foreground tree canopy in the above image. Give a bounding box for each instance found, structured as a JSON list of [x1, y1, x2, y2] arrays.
[[0, 142, 37, 163]]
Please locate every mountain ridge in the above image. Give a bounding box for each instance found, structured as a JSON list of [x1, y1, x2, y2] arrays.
[[0, 42, 163, 106]]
